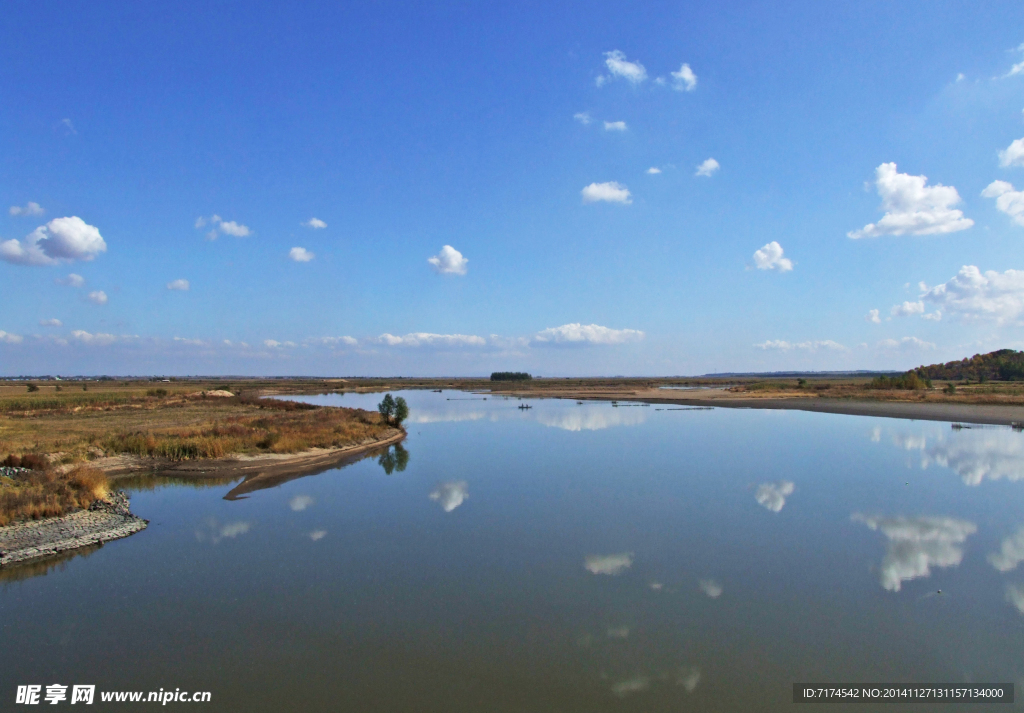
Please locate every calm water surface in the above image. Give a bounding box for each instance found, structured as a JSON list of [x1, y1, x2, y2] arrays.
[[2, 390, 1023, 711]]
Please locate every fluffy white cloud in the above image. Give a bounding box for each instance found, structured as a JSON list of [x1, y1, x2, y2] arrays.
[[302, 217, 327, 229], [290, 495, 314, 512], [9, 201, 44, 217], [166, 279, 190, 291], [39, 319, 62, 327], [890, 300, 924, 317], [999, 138, 1024, 167], [698, 579, 723, 598], [671, 62, 698, 91], [427, 245, 468, 275], [87, 290, 108, 305], [289, 247, 315, 262], [533, 323, 644, 346], [1007, 584, 1024, 615], [429, 481, 468, 512], [173, 337, 205, 346], [375, 332, 486, 347], [0, 331, 24, 344], [306, 336, 358, 347], [867, 309, 881, 324], [646, 167, 662, 174], [752, 241, 793, 272], [921, 265, 1024, 324], [1002, 45, 1024, 78], [573, 112, 591, 125], [602, 50, 647, 84], [581, 181, 632, 204], [309, 530, 327, 541], [755, 340, 845, 351], [981, 180, 1024, 227], [0, 216, 107, 266], [848, 163, 973, 238], [877, 336, 935, 350], [585, 552, 633, 575], [196, 215, 251, 239], [604, 120, 627, 131], [71, 330, 116, 345], [262, 339, 296, 348], [989, 527, 1024, 573], [695, 158, 720, 177], [56, 273, 85, 287], [852, 514, 976, 592], [755, 481, 795, 512]]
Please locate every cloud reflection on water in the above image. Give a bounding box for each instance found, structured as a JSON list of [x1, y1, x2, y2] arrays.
[[404, 402, 648, 431], [884, 427, 1024, 485], [195, 518, 252, 544], [429, 481, 469, 512], [989, 526, 1024, 573], [584, 552, 633, 575], [755, 481, 795, 512], [852, 514, 977, 592], [1007, 584, 1024, 615]]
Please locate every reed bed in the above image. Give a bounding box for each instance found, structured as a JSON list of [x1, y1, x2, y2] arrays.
[[0, 465, 109, 526]]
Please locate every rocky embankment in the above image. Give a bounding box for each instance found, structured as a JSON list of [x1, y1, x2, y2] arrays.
[[0, 491, 148, 568]]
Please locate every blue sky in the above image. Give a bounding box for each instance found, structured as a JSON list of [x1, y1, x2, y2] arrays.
[[3, 1, 1024, 376]]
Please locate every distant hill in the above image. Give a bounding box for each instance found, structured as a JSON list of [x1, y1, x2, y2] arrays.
[[914, 349, 1024, 381]]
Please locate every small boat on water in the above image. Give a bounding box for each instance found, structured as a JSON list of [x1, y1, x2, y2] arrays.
[[518, 404, 532, 410]]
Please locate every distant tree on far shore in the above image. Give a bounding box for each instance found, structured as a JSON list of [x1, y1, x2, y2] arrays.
[[491, 372, 532, 381]]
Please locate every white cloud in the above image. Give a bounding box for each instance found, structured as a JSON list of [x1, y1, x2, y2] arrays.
[[375, 332, 486, 348], [752, 241, 793, 272], [584, 552, 633, 575], [429, 481, 469, 512], [87, 290, 108, 305], [921, 265, 1024, 324], [302, 217, 327, 229], [289, 247, 315, 262], [306, 336, 358, 347], [60, 118, 76, 135], [290, 495, 314, 512], [989, 527, 1024, 572], [533, 323, 644, 346], [867, 309, 881, 324], [262, 339, 297, 348], [999, 138, 1024, 167], [848, 163, 973, 238], [698, 579, 723, 598], [309, 530, 327, 541], [56, 273, 85, 287], [890, 300, 925, 317], [646, 167, 662, 175], [581, 181, 632, 204], [695, 158, 720, 177], [956, 73, 965, 82], [39, 319, 62, 327], [852, 514, 977, 592], [196, 215, 251, 239], [602, 50, 647, 84], [573, 112, 592, 125], [981, 180, 1024, 227], [754, 340, 845, 352], [755, 481, 795, 512], [877, 336, 935, 351], [1002, 45, 1024, 78], [604, 120, 627, 131], [71, 330, 116, 345], [173, 337, 205, 346], [671, 63, 698, 91], [427, 245, 468, 275], [0, 331, 24, 344], [9, 201, 44, 217], [166, 279, 190, 291], [1007, 584, 1024, 615], [0, 216, 107, 266]]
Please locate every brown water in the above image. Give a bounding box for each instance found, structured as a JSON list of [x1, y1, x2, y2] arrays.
[[1, 391, 1022, 711]]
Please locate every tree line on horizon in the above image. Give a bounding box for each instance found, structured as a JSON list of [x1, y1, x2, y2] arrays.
[[490, 372, 532, 381], [910, 349, 1024, 382]]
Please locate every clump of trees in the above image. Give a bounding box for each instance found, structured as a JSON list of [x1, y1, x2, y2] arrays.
[[377, 394, 409, 426], [915, 349, 1024, 381], [868, 372, 932, 390], [490, 372, 532, 381], [378, 444, 410, 475], [26, 384, 39, 392]]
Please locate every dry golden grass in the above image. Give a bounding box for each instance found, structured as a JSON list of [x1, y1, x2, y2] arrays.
[[0, 465, 110, 526]]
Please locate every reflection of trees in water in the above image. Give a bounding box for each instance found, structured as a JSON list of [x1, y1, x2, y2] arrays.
[[0, 543, 102, 586], [378, 444, 410, 475]]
